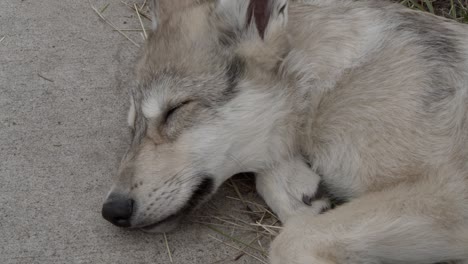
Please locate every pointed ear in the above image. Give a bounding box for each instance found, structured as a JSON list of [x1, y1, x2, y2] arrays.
[[150, 0, 210, 31], [247, 0, 270, 38], [216, 0, 288, 40]]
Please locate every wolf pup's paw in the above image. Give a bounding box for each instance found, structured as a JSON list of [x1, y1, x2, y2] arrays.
[[256, 158, 330, 223]]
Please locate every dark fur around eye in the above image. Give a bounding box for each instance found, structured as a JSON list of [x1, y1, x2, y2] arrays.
[[164, 101, 192, 123], [279, 4, 287, 15]]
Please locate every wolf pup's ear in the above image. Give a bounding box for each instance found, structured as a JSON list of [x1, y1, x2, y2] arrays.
[[216, 0, 288, 40], [217, 0, 289, 72], [150, 0, 209, 31]]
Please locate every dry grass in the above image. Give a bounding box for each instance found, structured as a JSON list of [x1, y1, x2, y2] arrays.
[[191, 174, 282, 263], [89, 1, 141, 47], [398, 0, 468, 23], [163, 232, 174, 263]]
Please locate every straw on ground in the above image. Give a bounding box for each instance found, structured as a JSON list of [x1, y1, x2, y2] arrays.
[[163, 232, 173, 263], [90, 2, 140, 47]]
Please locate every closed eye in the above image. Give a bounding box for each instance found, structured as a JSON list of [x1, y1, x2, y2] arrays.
[[164, 100, 192, 123], [279, 3, 287, 15]]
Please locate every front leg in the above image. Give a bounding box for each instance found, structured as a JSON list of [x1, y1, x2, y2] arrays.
[[255, 158, 330, 223], [270, 179, 468, 264]]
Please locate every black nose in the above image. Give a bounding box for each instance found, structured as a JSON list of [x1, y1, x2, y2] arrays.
[[102, 194, 134, 228]]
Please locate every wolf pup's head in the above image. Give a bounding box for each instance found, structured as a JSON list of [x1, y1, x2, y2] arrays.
[[102, 0, 292, 233]]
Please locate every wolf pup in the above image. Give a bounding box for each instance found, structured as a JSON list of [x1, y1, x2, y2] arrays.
[[102, 0, 468, 263]]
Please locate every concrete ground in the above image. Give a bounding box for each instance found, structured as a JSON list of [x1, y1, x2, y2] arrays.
[[0, 1, 268, 263]]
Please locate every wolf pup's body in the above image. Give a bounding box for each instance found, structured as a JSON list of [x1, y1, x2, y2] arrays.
[[101, 0, 468, 263]]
